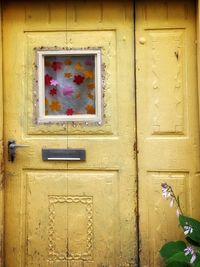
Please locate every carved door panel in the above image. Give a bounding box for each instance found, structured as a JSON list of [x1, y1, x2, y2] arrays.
[[136, 0, 200, 266], [3, 1, 136, 267]]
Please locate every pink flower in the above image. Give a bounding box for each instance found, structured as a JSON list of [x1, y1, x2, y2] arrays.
[[183, 224, 193, 235], [161, 183, 171, 199], [184, 246, 196, 264], [50, 79, 59, 86], [62, 85, 74, 96]]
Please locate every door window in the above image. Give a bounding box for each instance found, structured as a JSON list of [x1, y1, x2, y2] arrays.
[[37, 50, 102, 123]]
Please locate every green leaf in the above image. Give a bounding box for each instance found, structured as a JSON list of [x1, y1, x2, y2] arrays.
[[160, 241, 187, 259], [166, 262, 190, 267], [179, 215, 200, 243], [194, 261, 200, 267], [166, 252, 190, 264], [186, 236, 200, 247]]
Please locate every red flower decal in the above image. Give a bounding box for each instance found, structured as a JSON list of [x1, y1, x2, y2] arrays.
[[51, 61, 62, 71], [73, 75, 85, 85], [50, 88, 57, 96], [45, 74, 53, 86], [66, 108, 74, 115]]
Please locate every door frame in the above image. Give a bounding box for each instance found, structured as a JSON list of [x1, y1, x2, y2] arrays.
[[0, 0, 200, 266], [0, 1, 3, 264]]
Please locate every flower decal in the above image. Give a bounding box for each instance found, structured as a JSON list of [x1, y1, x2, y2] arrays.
[[66, 108, 74, 115], [64, 72, 72, 78], [88, 92, 94, 100], [64, 59, 72, 65], [87, 83, 95, 90], [84, 70, 94, 79], [50, 88, 57, 96], [74, 62, 82, 71], [51, 61, 62, 71], [45, 74, 53, 86], [49, 101, 61, 111], [50, 79, 59, 86], [44, 55, 96, 117], [62, 86, 74, 96], [85, 59, 93, 66], [73, 75, 85, 85], [85, 104, 95, 114]]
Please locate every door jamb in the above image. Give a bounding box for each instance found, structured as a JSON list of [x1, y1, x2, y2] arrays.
[[197, 1, 200, 130], [0, 1, 3, 265]]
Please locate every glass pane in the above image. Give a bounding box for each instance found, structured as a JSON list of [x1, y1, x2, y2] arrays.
[[44, 55, 96, 116]]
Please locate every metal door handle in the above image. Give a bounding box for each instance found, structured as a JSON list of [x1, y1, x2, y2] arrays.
[[8, 140, 29, 162]]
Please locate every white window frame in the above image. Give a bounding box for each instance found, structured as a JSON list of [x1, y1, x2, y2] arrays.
[[37, 49, 102, 123]]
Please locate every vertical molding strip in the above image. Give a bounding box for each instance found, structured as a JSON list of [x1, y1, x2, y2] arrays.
[[0, 0, 3, 266], [198, 0, 200, 133]]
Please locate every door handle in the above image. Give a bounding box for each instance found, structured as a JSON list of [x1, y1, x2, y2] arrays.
[[8, 140, 29, 162]]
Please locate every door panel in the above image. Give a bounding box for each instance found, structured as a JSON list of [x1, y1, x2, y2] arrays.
[[136, 0, 200, 266], [26, 171, 119, 265], [3, 1, 136, 267]]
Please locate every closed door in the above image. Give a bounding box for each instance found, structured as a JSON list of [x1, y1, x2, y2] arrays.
[[3, 1, 136, 266], [136, 0, 200, 266]]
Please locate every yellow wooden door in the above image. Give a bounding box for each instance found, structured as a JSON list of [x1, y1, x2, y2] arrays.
[[3, 1, 136, 266], [136, 0, 200, 266]]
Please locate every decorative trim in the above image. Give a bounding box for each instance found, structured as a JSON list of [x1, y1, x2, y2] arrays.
[[48, 195, 93, 262]]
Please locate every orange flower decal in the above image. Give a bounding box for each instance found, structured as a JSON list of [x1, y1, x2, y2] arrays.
[[45, 98, 49, 106], [64, 59, 72, 65], [75, 62, 82, 71], [45, 60, 51, 67], [88, 92, 94, 100], [84, 70, 94, 79], [87, 83, 95, 90], [64, 72, 72, 78], [85, 104, 95, 114], [49, 101, 61, 112], [75, 92, 81, 99]]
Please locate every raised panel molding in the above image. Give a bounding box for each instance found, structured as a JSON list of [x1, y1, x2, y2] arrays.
[[25, 30, 117, 136], [26, 170, 119, 266], [48, 195, 93, 261], [147, 29, 186, 135]]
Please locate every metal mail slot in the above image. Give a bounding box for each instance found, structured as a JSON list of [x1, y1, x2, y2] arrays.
[[42, 148, 86, 161]]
